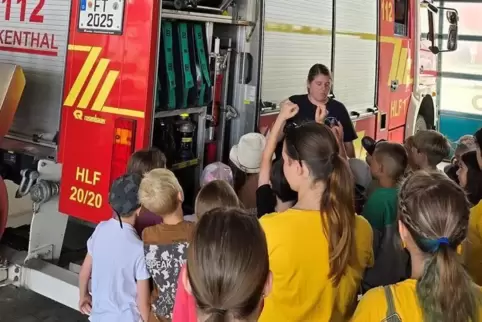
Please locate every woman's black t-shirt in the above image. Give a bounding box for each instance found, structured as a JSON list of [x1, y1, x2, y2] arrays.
[[288, 94, 358, 142], [274, 94, 357, 161]]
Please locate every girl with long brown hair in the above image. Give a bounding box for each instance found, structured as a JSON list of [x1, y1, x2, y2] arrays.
[[259, 102, 373, 321], [172, 181, 242, 322], [353, 171, 482, 322], [182, 208, 271, 322]]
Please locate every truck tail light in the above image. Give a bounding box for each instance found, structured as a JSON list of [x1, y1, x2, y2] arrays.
[[111, 118, 136, 185]]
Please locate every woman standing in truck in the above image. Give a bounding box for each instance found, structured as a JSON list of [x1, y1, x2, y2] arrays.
[[275, 63, 358, 158]]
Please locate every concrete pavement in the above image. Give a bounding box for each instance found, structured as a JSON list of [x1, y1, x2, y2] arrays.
[[0, 285, 87, 322]]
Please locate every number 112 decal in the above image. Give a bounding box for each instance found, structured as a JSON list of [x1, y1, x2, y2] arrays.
[[1, 0, 45, 23]]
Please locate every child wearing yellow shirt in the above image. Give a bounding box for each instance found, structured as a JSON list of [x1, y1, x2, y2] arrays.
[[260, 102, 373, 322], [457, 150, 482, 285], [353, 171, 482, 321]]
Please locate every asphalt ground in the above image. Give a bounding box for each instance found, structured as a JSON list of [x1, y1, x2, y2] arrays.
[[0, 284, 87, 322]]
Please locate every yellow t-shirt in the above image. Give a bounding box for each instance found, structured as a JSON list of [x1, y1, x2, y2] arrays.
[[259, 209, 373, 322], [466, 200, 482, 286], [352, 279, 482, 321]]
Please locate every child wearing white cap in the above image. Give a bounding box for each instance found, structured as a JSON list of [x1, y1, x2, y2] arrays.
[[229, 132, 269, 213]]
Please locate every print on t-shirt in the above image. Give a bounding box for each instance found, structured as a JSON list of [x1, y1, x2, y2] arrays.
[[144, 242, 189, 319]]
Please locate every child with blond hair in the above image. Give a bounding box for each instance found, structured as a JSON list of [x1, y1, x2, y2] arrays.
[[140, 169, 194, 322]]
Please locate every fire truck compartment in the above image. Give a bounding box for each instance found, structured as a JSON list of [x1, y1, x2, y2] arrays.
[[0, 63, 26, 146], [0, 0, 72, 153]]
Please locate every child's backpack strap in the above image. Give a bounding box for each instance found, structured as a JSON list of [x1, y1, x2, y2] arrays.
[[382, 286, 402, 322]]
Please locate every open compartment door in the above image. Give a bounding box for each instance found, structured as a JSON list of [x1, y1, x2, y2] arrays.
[[0, 63, 26, 144]]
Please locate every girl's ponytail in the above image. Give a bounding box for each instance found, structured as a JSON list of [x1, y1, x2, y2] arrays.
[[398, 171, 480, 322], [321, 153, 356, 285], [283, 123, 357, 285], [206, 309, 227, 322], [417, 243, 479, 322]]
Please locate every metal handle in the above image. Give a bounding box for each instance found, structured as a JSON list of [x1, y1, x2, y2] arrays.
[[390, 80, 399, 92], [350, 108, 377, 121], [239, 52, 253, 84]]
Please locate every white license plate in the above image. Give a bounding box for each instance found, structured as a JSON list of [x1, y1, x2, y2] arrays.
[[78, 0, 125, 35]]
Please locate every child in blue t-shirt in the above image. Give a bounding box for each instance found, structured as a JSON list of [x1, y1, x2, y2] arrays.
[[78, 173, 151, 322]]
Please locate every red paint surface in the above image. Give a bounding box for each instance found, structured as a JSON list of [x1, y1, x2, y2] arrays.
[[58, 0, 159, 223], [377, 0, 415, 141]]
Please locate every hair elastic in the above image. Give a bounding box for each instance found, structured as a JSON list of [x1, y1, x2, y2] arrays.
[[420, 236, 451, 253], [437, 237, 450, 246]]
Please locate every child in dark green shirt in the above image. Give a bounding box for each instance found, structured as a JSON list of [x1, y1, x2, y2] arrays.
[[363, 142, 408, 230], [362, 141, 410, 292]]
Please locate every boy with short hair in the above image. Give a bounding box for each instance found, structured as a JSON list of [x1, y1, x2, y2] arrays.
[[363, 142, 408, 231], [139, 169, 194, 322], [362, 142, 410, 292], [410, 130, 451, 170], [78, 173, 151, 322]]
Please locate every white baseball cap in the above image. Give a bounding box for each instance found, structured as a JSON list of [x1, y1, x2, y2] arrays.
[[229, 133, 273, 174]]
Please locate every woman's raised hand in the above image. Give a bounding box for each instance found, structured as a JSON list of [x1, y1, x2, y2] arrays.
[[315, 104, 328, 124]]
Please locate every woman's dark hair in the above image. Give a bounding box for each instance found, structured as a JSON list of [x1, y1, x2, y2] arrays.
[[187, 208, 269, 322], [270, 159, 297, 203], [398, 171, 480, 322], [461, 151, 482, 205], [307, 63, 331, 84], [284, 122, 355, 285]]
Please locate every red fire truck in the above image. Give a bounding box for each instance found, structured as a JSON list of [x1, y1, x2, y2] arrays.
[[0, 0, 458, 310]]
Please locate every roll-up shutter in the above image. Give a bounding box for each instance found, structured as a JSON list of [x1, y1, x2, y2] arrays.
[[333, 0, 377, 112], [261, 0, 333, 104]]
